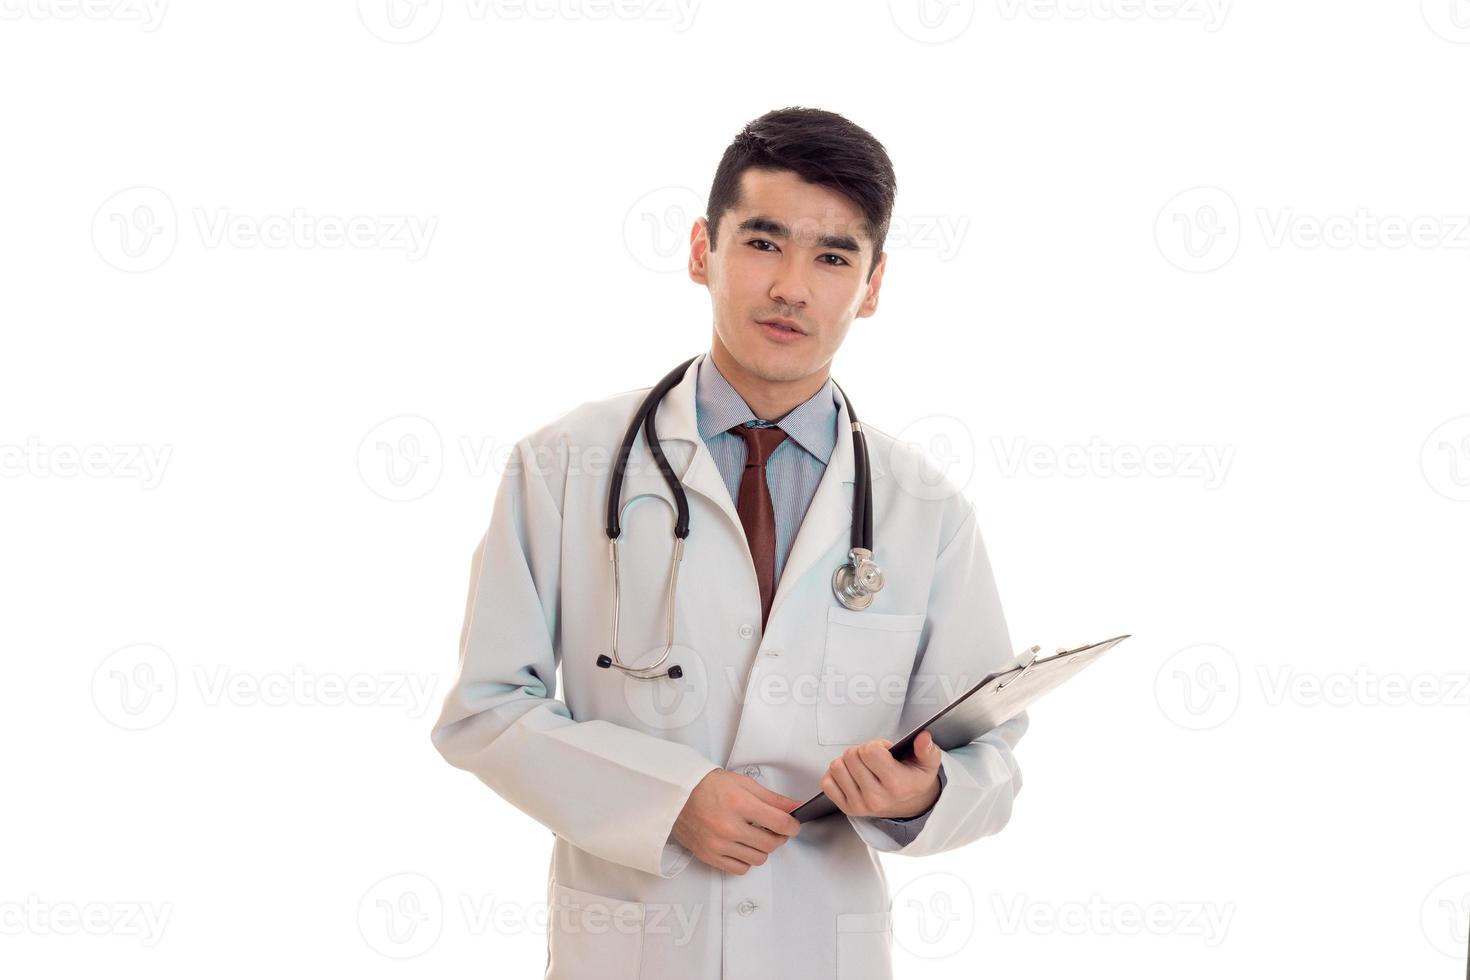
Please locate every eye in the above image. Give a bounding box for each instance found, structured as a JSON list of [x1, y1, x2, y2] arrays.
[[745, 238, 777, 252], [820, 254, 850, 267]]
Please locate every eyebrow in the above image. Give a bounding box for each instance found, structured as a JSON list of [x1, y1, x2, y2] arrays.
[[736, 215, 863, 253]]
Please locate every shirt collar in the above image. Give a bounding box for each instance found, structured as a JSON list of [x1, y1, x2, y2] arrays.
[[695, 352, 839, 465]]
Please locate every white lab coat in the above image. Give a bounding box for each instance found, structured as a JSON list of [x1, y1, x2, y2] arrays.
[[430, 353, 1028, 980]]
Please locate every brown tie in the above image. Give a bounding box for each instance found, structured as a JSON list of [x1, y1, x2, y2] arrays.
[[730, 424, 788, 630]]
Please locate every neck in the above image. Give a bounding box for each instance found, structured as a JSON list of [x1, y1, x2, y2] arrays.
[[709, 339, 828, 422]]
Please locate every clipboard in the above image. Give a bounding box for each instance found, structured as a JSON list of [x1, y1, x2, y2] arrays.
[[791, 633, 1131, 822]]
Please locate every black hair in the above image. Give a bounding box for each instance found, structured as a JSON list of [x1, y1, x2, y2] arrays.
[[706, 107, 897, 281]]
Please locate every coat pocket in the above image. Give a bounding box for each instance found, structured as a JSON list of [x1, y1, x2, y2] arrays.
[[835, 911, 894, 980], [817, 607, 926, 746], [546, 881, 645, 980]]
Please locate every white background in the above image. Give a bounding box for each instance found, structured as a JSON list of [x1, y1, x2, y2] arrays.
[[2, 1, 1468, 977]]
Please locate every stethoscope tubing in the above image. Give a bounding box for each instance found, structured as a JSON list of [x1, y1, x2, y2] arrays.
[[598, 354, 878, 679]]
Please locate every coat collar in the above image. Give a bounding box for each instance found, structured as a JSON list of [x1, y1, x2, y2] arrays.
[[694, 353, 840, 465], [616, 352, 884, 624]]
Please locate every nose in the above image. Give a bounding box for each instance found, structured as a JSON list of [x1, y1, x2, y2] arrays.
[[768, 253, 812, 310]]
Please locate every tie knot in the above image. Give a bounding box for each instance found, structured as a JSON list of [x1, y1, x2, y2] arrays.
[[730, 423, 788, 467]]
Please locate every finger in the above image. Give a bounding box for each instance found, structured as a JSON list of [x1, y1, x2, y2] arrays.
[[858, 740, 902, 784], [735, 821, 790, 853], [745, 797, 802, 838], [819, 771, 849, 811], [827, 757, 864, 812], [723, 840, 771, 868], [715, 855, 751, 875], [845, 748, 886, 800], [749, 782, 804, 812], [743, 784, 802, 834]]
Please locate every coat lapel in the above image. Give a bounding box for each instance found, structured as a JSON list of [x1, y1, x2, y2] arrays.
[[767, 379, 884, 625]]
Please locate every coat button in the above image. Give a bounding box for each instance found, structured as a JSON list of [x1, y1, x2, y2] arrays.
[[741, 765, 761, 778], [737, 900, 757, 916], [737, 623, 754, 639]]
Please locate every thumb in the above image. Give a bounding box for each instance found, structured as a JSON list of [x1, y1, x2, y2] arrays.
[[917, 730, 942, 769]]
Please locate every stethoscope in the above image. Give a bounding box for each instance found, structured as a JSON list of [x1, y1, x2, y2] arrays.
[[595, 355, 884, 681]]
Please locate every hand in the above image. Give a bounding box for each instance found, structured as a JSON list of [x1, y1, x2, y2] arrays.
[[821, 729, 943, 819], [672, 769, 803, 876]]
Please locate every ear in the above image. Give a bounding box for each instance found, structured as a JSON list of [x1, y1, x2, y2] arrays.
[[688, 216, 711, 286], [855, 250, 886, 318]]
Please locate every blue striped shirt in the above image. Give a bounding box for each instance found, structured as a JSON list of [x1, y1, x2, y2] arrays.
[[694, 353, 838, 588], [692, 353, 944, 839]]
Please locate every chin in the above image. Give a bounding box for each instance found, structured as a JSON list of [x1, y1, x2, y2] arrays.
[[752, 350, 816, 381]]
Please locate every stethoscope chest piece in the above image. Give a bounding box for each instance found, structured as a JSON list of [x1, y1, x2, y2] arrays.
[[832, 546, 884, 611]]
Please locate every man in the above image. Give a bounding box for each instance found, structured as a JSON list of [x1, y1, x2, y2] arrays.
[[431, 107, 1028, 980]]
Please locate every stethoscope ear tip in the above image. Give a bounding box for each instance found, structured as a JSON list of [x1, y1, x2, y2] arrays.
[[595, 652, 682, 679]]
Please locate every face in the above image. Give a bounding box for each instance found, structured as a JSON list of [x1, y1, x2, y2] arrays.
[[689, 168, 886, 387]]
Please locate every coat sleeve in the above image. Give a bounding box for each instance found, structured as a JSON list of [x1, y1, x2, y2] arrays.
[[429, 438, 721, 879], [847, 500, 1029, 856]]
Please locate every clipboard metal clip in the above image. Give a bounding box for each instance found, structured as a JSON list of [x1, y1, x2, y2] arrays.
[[996, 644, 1042, 690]]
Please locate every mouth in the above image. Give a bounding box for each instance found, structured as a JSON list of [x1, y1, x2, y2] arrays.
[[757, 317, 806, 337]]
